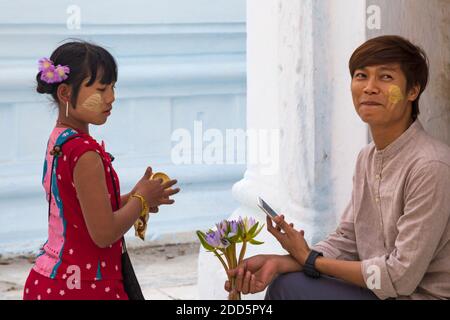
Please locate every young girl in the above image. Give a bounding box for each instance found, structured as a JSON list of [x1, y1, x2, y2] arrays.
[[23, 41, 180, 300]]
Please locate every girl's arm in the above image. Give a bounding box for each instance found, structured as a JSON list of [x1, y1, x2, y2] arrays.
[[73, 151, 144, 248], [120, 192, 131, 208], [74, 151, 178, 248]]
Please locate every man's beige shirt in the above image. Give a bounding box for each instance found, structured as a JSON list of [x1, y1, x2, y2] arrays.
[[313, 120, 450, 300]]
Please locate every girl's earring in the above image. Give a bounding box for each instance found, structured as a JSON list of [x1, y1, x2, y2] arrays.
[[65, 101, 69, 118]]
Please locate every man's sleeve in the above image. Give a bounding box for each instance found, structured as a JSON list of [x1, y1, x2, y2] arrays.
[[311, 198, 360, 261], [361, 162, 450, 300]]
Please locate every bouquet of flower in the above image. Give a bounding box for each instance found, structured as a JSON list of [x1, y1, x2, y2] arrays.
[[196, 217, 264, 300]]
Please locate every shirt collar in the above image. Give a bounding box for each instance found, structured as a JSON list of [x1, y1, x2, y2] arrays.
[[375, 120, 423, 159]]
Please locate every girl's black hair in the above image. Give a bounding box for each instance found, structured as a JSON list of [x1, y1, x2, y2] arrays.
[[36, 40, 117, 108]]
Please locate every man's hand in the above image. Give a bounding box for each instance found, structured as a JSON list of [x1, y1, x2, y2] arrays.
[[267, 215, 311, 266], [224, 255, 279, 296]]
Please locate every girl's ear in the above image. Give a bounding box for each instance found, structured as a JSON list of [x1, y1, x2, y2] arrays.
[[57, 84, 72, 105]]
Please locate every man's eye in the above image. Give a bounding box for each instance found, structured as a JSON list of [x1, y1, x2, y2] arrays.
[[354, 73, 366, 79], [97, 88, 106, 92], [381, 74, 393, 80]]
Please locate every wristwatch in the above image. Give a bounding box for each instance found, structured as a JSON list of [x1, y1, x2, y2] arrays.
[[303, 250, 323, 279]]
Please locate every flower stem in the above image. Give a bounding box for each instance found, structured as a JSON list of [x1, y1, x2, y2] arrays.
[[227, 244, 241, 300], [213, 250, 229, 274], [238, 240, 247, 265]]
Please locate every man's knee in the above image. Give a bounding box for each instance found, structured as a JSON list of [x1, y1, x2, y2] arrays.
[[265, 272, 306, 300]]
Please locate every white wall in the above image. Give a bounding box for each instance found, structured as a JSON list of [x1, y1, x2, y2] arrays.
[[198, 0, 368, 300], [367, 0, 450, 146], [0, 0, 247, 254]]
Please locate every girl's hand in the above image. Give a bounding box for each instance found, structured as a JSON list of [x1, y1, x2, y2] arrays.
[[133, 167, 180, 208]]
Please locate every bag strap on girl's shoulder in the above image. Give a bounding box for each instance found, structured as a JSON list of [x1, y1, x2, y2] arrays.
[[47, 130, 85, 219]]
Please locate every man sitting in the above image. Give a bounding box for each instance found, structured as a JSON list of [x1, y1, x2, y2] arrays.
[[225, 35, 450, 300]]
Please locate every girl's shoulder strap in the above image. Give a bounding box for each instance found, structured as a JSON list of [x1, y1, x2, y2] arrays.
[[55, 128, 84, 145], [49, 129, 91, 157]]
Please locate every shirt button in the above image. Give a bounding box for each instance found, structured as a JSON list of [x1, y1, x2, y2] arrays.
[[375, 197, 380, 203], [375, 174, 381, 179]]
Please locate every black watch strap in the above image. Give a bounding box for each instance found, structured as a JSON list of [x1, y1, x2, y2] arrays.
[[303, 250, 323, 279]]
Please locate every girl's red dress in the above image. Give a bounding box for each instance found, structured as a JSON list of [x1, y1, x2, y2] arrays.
[[23, 127, 128, 300]]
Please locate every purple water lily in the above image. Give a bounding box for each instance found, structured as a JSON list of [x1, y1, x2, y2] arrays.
[[238, 216, 257, 233], [197, 216, 265, 301], [205, 230, 230, 249], [229, 220, 239, 238]]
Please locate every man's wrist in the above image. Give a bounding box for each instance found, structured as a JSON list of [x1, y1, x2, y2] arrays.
[[301, 250, 312, 266], [282, 254, 303, 272], [291, 250, 311, 266], [303, 250, 324, 278]]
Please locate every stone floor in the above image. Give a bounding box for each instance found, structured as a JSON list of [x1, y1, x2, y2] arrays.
[[0, 242, 200, 300]]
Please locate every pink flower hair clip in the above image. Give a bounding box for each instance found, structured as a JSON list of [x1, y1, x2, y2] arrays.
[[38, 57, 70, 84]]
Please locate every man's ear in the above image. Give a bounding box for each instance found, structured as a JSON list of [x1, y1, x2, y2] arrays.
[[57, 84, 72, 104], [407, 84, 421, 102]]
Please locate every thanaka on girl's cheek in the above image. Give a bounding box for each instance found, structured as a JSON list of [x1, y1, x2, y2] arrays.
[[80, 93, 103, 113]]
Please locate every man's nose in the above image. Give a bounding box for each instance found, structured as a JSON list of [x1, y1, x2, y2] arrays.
[[363, 77, 380, 95]]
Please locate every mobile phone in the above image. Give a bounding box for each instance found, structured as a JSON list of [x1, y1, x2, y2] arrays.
[[257, 197, 279, 220]]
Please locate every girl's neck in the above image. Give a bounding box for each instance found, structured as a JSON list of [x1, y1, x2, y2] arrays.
[[56, 117, 89, 135]]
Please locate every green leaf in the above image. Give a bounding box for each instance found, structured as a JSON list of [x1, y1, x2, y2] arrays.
[[237, 225, 244, 239], [196, 230, 215, 251], [248, 239, 264, 245], [228, 234, 241, 243], [247, 222, 259, 236], [252, 224, 265, 238]]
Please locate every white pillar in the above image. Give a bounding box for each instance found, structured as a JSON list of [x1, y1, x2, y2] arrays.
[[198, 0, 368, 300]]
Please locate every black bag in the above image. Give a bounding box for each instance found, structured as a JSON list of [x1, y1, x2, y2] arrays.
[[120, 240, 145, 300], [107, 154, 145, 300], [48, 135, 145, 300]]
